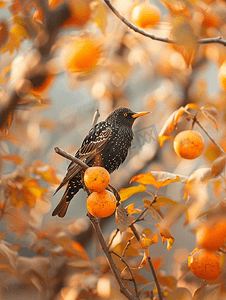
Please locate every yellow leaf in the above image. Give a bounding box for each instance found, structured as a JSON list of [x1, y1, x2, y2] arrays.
[[131, 172, 181, 189], [200, 104, 218, 116], [92, 0, 108, 35], [140, 228, 159, 249], [185, 103, 199, 110], [158, 135, 173, 148], [158, 107, 185, 147], [11, 24, 28, 41], [171, 17, 197, 66], [201, 110, 218, 130], [0, 1, 6, 8], [34, 161, 61, 185], [148, 206, 163, 222], [119, 184, 146, 201], [211, 156, 226, 177], [158, 223, 175, 250], [155, 197, 177, 206], [126, 203, 134, 215]]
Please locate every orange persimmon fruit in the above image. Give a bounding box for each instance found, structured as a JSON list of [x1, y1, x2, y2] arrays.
[[87, 190, 116, 218], [64, 37, 101, 73], [131, 3, 161, 28], [196, 216, 226, 251], [173, 130, 204, 159], [188, 248, 223, 280], [84, 167, 110, 192]]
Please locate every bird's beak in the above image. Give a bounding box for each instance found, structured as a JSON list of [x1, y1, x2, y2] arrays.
[[132, 111, 150, 119]]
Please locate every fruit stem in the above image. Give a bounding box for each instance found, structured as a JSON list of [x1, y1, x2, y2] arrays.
[[193, 119, 225, 156]]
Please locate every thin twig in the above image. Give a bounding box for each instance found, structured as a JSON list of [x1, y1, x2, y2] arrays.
[[194, 119, 226, 156], [92, 109, 100, 127], [108, 228, 119, 249], [133, 198, 156, 224], [148, 257, 162, 300], [111, 250, 140, 299], [87, 213, 139, 300], [107, 183, 121, 202], [103, 0, 226, 47], [129, 224, 163, 300], [122, 238, 132, 257]]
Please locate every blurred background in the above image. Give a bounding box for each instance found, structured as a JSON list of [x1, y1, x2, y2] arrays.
[[1, 0, 226, 299]]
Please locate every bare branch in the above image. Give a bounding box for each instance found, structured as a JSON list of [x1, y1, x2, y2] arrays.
[[111, 250, 140, 299], [103, 0, 175, 44], [103, 0, 226, 47], [129, 224, 163, 300], [194, 119, 226, 156], [87, 212, 139, 300], [92, 109, 100, 127]]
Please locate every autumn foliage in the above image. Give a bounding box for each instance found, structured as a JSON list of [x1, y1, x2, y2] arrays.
[[2, 0, 226, 299]]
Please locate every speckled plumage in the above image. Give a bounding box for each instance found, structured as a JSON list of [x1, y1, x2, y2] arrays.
[[52, 107, 149, 217]]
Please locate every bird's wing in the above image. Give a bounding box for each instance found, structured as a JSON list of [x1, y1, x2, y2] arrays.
[[53, 128, 111, 195]]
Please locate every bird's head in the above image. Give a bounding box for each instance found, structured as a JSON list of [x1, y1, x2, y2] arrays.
[[106, 107, 149, 127]]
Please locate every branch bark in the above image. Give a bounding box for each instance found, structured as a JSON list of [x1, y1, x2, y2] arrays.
[[103, 0, 226, 47], [88, 213, 139, 300]]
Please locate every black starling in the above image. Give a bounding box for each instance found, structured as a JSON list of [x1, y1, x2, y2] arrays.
[[52, 107, 149, 217]]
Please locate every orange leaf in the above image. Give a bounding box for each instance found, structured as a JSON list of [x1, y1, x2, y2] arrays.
[[131, 172, 181, 189], [161, 0, 192, 17], [119, 184, 146, 201], [0, 1, 6, 8], [152, 257, 164, 271], [201, 110, 218, 130], [0, 21, 8, 48], [148, 206, 163, 223], [200, 104, 218, 116], [140, 228, 159, 249], [158, 107, 186, 148], [158, 110, 178, 139], [171, 17, 197, 66], [184, 167, 212, 198], [137, 248, 149, 269], [185, 103, 199, 110], [91, 0, 108, 35], [211, 156, 226, 177], [0, 154, 23, 164], [155, 196, 177, 206], [158, 135, 173, 148], [158, 223, 175, 250], [34, 161, 61, 185], [23, 178, 48, 201]]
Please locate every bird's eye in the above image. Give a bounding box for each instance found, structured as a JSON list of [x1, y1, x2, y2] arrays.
[[124, 113, 128, 117]]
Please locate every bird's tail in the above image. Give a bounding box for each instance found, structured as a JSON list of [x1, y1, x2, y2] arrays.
[[52, 183, 80, 217]]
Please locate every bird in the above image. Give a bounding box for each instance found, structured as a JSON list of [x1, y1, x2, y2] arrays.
[[52, 107, 149, 217]]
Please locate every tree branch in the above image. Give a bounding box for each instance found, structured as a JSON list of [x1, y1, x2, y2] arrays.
[[54, 147, 88, 170], [194, 119, 226, 156], [129, 224, 163, 300], [111, 250, 140, 299], [87, 212, 139, 300], [103, 0, 226, 47]]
